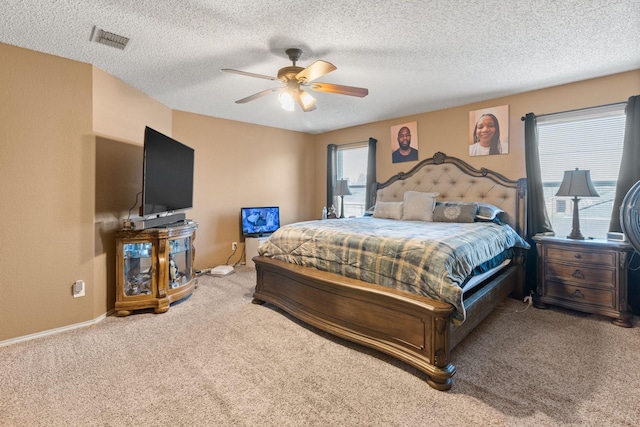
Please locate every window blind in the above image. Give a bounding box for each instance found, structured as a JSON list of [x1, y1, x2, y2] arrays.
[[537, 103, 627, 239]]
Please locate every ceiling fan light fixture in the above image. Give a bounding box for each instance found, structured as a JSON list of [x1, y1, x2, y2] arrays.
[[278, 91, 295, 111], [299, 90, 316, 110], [223, 47, 368, 111]]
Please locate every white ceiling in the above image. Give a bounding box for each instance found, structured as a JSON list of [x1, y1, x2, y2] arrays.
[[2, 0, 639, 134]]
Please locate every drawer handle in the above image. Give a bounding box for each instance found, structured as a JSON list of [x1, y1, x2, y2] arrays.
[[571, 289, 585, 299], [574, 253, 582, 259], [571, 269, 585, 279]]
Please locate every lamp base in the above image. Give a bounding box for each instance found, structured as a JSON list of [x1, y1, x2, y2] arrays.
[[566, 231, 585, 240], [566, 196, 585, 240]]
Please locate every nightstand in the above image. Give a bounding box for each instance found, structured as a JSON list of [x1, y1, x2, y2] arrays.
[[533, 235, 634, 327]]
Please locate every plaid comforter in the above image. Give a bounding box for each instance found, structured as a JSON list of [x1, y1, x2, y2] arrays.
[[258, 217, 530, 323]]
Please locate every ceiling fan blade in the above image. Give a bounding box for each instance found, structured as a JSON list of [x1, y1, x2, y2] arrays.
[[295, 60, 336, 83], [309, 82, 369, 97], [221, 69, 279, 81], [235, 87, 279, 104]]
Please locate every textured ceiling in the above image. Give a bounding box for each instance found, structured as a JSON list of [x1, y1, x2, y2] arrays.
[[2, 0, 639, 134]]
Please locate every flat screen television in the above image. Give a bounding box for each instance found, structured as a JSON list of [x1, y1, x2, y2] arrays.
[[142, 126, 195, 217], [241, 206, 280, 237]]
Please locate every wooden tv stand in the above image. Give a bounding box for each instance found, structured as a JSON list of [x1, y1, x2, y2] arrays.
[[115, 222, 197, 316]]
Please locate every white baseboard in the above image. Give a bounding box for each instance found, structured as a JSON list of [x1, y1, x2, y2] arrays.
[[0, 309, 115, 348]]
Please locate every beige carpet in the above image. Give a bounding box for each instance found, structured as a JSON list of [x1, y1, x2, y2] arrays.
[[1, 266, 639, 426]]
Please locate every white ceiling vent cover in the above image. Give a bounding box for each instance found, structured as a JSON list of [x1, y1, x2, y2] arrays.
[[90, 26, 129, 50]]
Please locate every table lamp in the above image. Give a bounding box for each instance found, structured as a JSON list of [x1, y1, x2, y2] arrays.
[[334, 179, 352, 218], [555, 168, 599, 240]]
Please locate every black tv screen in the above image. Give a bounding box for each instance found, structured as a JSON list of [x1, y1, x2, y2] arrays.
[[142, 127, 194, 217], [241, 207, 280, 237]]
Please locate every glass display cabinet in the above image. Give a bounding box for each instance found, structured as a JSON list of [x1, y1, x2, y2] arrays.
[[115, 222, 198, 316]]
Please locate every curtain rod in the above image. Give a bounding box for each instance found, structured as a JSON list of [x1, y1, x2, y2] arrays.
[[337, 140, 370, 148], [520, 100, 627, 121]]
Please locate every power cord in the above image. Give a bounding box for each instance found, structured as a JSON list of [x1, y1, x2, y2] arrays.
[[225, 247, 237, 265], [226, 245, 246, 267], [194, 245, 246, 277], [127, 191, 142, 220], [497, 291, 533, 314], [517, 292, 534, 313], [628, 250, 640, 271], [194, 268, 213, 277]]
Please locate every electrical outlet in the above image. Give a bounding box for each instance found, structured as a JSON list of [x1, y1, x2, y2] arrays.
[[73, 280, 85, 298], [232, 242, 238, 251]]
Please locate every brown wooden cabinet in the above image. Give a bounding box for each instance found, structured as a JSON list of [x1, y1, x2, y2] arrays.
[[533, 235, 633, 327], [115, 222, 197, 316]]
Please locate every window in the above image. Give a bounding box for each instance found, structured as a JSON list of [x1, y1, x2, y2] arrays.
[[537, 103, 626, 239], [337, 145, 369, 217]]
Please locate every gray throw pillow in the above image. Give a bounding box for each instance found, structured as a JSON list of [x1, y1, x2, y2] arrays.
[[433, 202, 478, 222]]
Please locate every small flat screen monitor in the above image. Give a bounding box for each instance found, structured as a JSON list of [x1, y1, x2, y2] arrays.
[[241, 207, 280, 237]]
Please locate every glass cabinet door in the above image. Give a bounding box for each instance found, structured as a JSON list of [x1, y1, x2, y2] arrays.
[[168, 236, 192, 290], [122, 242, 153, 297]]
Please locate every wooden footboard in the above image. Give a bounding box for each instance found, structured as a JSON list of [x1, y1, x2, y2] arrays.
[[253, 256, 458, 390], [253, 255, 520, 390]]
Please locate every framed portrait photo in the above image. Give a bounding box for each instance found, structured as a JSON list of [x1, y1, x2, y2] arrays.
[[468, 105, 509, 156], [390, 121, 419, 163]]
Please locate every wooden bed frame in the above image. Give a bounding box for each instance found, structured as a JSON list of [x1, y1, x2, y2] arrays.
[[252, 152, 527, 391]]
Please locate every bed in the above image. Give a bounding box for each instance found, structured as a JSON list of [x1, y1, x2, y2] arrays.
[[252, 152, 528, 390]]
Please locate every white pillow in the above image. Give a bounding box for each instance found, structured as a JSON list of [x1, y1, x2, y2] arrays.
[[402, 191, 439, 221], [373, 201, 404, 220]]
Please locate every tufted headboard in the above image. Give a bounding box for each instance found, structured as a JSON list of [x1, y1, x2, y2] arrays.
[[372, 152, 527, 237]]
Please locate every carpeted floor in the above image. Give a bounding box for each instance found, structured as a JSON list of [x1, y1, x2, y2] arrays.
[[1, 266, 639, 426]]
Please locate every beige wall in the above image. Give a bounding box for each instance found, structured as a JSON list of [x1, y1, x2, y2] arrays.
[[172, 111, 316, 268], [0, 43, 95, 340], [1, 39, 638, 344], [93, 67, 173, 142], [92, 67, 173, 323], [0, 43, 313, 343], [313, 70, 640, 215]]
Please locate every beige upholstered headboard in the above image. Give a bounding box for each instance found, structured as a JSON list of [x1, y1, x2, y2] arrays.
[[373, 152, 527, 237]]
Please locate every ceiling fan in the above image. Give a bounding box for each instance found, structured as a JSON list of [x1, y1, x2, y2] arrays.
[[221, 48, 369, 112]]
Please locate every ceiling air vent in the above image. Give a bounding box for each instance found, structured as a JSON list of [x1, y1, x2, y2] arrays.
[[90, 26, 130, 50]]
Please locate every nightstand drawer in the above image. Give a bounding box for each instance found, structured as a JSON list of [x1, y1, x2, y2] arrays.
[[545, 281, 615, 309], [545, 263, 615, 288], [545, 246, 615, 267]]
